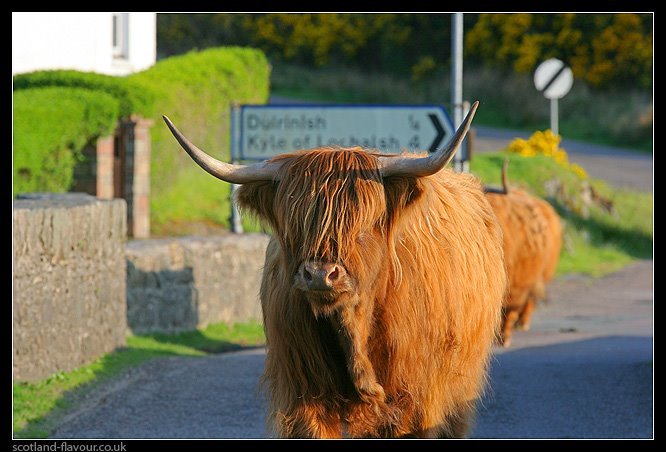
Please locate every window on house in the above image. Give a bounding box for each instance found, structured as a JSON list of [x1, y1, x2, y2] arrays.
[[112, 13, 129, 59]]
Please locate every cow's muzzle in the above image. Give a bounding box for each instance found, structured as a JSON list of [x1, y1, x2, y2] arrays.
[[296, 261, 347, 292]]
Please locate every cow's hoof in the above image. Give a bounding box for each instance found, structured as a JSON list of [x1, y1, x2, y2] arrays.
[[516, 323, 531, 331], [498, 335, 512, 348]]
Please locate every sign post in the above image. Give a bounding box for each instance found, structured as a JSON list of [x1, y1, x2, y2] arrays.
[[228, 104, 456, 232], [451, 12, 464, 173], [533, 58, 574, 136], [235, 104, 454, 160], [230, 103, 244, 233]]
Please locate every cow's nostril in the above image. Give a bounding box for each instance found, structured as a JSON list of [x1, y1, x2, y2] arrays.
[[299, 261, 346, 291], [327, 266, 339, 283]]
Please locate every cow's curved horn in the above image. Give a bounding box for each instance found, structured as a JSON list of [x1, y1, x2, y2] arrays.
[[163, 116, 280, 184], [378, 101, 479, 178]]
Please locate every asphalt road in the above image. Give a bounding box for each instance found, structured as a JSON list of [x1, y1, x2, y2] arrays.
[[51, 259, 653, 440]]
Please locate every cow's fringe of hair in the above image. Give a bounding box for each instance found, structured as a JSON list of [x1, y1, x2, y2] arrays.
[[274, 148, 387, 263]]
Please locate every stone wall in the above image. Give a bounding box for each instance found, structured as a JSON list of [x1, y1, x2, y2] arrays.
[[12, 192, 271, 381], [13, 193, 127, 382], [126, 234, 270, 334]]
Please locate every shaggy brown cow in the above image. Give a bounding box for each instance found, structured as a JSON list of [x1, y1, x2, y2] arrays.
[[485, 162, 562, 347], [163, 102, 507, 438]]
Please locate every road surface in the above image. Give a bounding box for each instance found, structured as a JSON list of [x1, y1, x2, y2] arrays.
[[51, 260, 653, 439]]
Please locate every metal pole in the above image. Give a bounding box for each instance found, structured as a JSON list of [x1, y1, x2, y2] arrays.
[[230, 103, 244, 234], [550, 98, 559, 136], [461, 101, 470, 173], [451, 13, 464, 172]]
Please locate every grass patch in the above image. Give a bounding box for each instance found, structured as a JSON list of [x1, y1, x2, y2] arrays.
[[13, 321, 265, 439], [470, 152, 653, 276], [150, 168, 234, 237], [150, 169, 265, 237]]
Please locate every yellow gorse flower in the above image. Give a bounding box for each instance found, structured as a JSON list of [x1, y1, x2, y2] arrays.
[[508, 129, 587, 179]]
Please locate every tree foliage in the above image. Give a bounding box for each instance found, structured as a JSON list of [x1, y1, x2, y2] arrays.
[[158, 13, 470, 78], [466, 13, 652, 89], [158, 13, 652, 90]]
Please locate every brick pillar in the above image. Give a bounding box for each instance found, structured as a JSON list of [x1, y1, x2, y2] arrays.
[[71, 135, 114, 198], [120, 115, 153, 238], [96, 135, 115, 199]]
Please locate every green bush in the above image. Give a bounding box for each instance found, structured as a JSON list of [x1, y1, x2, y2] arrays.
[[127, 46, 270, 234], [13, 87, 120, 196], [13, 70, 155, 118], [13, 47, 270, 234]]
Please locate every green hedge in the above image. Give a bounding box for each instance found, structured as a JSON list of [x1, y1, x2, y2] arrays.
[[13, 46, 270, 233], [127, 46, 270, 233], [13, 87, 120, 196], [13, 70, 155, 118]]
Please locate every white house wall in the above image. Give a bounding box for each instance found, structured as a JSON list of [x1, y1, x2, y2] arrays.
[[12, 12, 156, 76], [126, 13, 157, 75]]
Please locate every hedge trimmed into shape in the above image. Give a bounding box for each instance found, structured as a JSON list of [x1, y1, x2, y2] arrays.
[[13, 46, 270, 232], [13, 87, 120, 196]]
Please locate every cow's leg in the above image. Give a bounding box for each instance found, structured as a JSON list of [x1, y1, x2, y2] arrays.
[[276, 404, 342, 438], [516, 296, 537, 331], [405, 403, 475, 438], [333, 304, 384, 404], [437, 403, 476, 438], [499, 308, 520, 348], [333, 304, 401, 437]]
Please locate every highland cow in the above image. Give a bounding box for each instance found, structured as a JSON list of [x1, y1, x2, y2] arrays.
[[485, 161, 562, 347], [163, 102, 506, 438]]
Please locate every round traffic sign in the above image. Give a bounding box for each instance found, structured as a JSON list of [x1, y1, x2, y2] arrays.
[[534, 58, 574, 100]]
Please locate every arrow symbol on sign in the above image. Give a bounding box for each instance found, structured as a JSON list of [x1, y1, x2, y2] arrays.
[[428, 113, 446, 153]]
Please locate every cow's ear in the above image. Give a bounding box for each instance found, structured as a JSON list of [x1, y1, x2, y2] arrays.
[[383, 175, 424, 226], [235, 181, 278, 229]]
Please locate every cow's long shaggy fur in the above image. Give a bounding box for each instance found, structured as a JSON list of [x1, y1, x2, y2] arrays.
[[236, 147, 506, 438], [485, 188, 562, 346]]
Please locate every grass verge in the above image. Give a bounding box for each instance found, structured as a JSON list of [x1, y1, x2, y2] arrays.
[[13, 321, 265, 439], [470, 152, 653, 277]]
